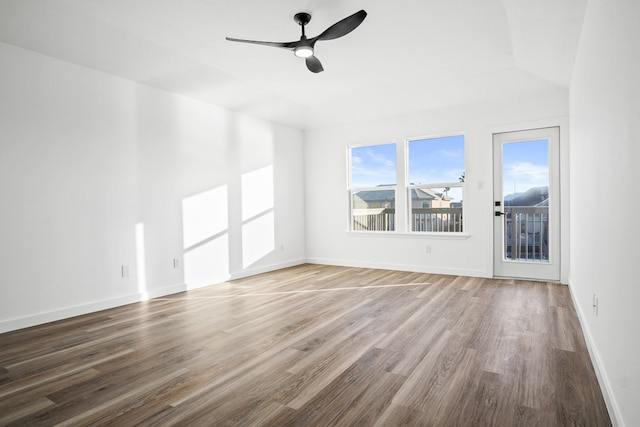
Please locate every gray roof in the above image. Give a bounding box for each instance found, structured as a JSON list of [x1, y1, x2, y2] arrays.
[[355, 187, 448, 202], [504, 186, 548, 207]]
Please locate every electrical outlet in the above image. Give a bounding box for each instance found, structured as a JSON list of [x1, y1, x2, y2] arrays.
[[425, 245, 431, 254], [121, 265, 130, 278], [173, 258, 180, 269], [593, 294, 599, 316]]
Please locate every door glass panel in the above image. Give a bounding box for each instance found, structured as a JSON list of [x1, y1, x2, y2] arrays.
[[502, 139, 549, 262]]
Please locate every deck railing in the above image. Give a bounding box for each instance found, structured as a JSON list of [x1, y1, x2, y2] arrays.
[[352, 208, 463, 232], [352, 208, 396, 231], [352, 206, 548, 262], [504, 206, 549, 261], [411, 207, 463, 232]]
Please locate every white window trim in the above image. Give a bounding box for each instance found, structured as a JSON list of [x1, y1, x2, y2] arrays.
[[346, 230, 471, 239], [347, 133, 466, 236], [347, 141, 398, 232], [405, 134, 466, 234]]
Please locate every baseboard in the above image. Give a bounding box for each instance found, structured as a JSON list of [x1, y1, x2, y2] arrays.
[[305, 257, 490, 278], [230, 258, 307, 281], [0, 260, 308, 335], [567, 279, 623, 427], [0, 282, 188, 334]]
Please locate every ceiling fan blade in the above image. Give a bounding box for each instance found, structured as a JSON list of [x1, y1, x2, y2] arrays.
[[315, 10, 367, 42], [225, 37, 298, 50], [306, 56, 324, 73]]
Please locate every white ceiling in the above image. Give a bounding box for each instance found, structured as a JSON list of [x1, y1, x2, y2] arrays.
[[0, 0, 586, 130]]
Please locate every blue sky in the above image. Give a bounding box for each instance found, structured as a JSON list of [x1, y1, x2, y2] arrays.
[[408, 135, 465, 184], [350, 142, 397, 188], [502, 139, 549, 195], [350, 136, 547, 202], [350, 136, 465, 188]]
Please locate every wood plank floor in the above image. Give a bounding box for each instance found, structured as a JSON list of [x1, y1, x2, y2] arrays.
[[0, 264, 611, 426]]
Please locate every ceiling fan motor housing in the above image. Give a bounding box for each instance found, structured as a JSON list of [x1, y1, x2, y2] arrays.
[[294, 12, 311, 26]]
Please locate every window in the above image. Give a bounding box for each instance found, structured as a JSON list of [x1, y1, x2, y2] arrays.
[[349, 143, 396, 231], [408, 135, 465, 232], [348, 134, 465, 233]]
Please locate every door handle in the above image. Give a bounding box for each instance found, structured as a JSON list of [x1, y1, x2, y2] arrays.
[[495, 211, 505, 216]]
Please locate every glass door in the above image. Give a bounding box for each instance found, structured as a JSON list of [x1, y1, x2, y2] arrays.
[[493, 127, 560, 281]]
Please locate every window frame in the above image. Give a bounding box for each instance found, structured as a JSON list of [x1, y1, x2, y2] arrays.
[[348, 141, 398, 233], [347, 133, 466, 235], [406, 134, 465, 234]]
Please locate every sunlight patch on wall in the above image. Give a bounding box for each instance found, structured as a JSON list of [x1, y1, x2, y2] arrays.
[[184, 234, 230, 289], [183, 186, 229, 249], [241, 166, 274, 221], [241, 166, 275, 268], [242, 211, 275, 268], [135, 222, 149, 300], [182, 185, 230, 289]]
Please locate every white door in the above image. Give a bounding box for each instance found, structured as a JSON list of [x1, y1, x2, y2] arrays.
[[493, 127, 560, 281]]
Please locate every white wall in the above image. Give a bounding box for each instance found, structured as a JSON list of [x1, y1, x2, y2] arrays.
[[0, 42, 306, 333], [304, 89, 570, 280], [569, 0, 640, 425]]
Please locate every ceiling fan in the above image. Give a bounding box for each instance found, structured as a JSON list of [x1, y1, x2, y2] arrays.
[[225, 10, 367, 73]]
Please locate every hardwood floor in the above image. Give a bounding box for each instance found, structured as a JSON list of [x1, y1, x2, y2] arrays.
[[0, 264, 611, 426]]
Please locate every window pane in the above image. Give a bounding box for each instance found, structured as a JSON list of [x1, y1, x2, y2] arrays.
[[502, 139, 549, 261], [410, 186, 463, 232], [352, 189, 395, 231], [502, 139, 549, 197], [351, 143, 396, 188], [408, 135, 465, 184]]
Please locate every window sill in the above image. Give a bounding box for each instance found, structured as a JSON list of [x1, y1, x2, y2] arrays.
[[346, 231, 470, 240]]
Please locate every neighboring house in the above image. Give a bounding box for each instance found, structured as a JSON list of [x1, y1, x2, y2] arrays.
[[353, 186, 452, 209], [352, 188, 395, 209], [411, 188, 453, 209], [504, 186, 548, 207], [352, 186, 458, 232]]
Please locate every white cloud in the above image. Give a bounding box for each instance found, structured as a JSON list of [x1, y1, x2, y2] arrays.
[[438, 148, 463, 158], [504, 161, 548, 191]]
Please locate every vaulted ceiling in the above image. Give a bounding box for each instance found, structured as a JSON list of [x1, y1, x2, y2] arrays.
[[0, 0, 586, 130]]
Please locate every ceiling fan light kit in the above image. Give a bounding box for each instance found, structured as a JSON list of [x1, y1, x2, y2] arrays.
[[226, 10, 367, 73], [294, 44, 314, 58]]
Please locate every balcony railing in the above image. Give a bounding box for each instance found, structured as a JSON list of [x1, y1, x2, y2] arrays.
[[353, 206, 549, 262], [352, 208, 396, 231], [503, 206, 549, 261], [352, 206, 548, 261], [412, 207, 463, 232], [352, 208, 463, 232]]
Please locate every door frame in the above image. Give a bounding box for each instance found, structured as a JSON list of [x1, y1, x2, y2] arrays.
[[492, 125, 565, 282]]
